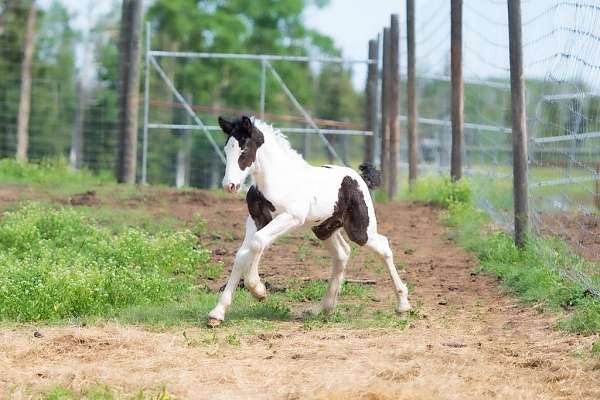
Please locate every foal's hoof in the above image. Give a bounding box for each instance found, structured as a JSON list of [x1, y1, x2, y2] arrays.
[[248, 282, 267, 301], [252, 292, 267, 301], [207, 317, 223, 328], [395, 301, 412, 314]]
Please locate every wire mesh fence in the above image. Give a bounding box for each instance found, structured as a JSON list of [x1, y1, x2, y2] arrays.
[[406, 0, 600, 296], [0, 1, 121, 173]]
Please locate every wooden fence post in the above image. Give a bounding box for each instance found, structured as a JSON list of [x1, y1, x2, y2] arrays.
[[117, 0, 144, 184], [450, 0, 464, 181], [508, 0, 529, 248], [364, 38, 379, 165], [407, 0, 418, 189], [596, 163, 600, 210], [380, 27, 391, 190], [388, 14, 400, 200]]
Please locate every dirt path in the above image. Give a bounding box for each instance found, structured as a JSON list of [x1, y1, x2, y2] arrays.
[[1, 193, 599, 399]]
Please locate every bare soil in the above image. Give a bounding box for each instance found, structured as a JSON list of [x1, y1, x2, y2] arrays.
[[1, 187, 600, 399], [540, 211, 600, 262]]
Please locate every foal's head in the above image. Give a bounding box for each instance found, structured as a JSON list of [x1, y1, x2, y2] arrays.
[[218, 115, 265, 193]]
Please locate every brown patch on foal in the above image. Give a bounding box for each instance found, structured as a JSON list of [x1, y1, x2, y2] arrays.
[[312, 176, 370, 245], [246, 186, 275, 230]]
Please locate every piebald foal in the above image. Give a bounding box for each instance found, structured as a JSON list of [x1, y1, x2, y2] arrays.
[[208, 116, 411, 327]]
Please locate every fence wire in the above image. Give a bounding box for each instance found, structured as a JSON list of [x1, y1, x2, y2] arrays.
[[409, 0, 600, 298]]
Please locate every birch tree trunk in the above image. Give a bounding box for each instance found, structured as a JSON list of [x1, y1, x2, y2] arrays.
[[16, 1, 37, 162]]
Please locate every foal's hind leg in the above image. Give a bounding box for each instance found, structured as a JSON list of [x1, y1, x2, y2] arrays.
[[366, 233, 411, 313], [318, 231, 350, 313]]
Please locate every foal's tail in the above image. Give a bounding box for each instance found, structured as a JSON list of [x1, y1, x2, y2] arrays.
[[358, 164, 382, 189]]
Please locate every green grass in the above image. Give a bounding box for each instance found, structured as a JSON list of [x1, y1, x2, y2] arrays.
[[411, 175, 600, 335], [0, 203, 218, 322], [116, 278, 406, 331], [42, 384, 172, 400], [404, 175, 472, 208], [0, 158, 113, 195], [283, 280, 369, 302], [301, 305, 415, 330], [67, 205, 182, 235], [117, 290, 290, 328]]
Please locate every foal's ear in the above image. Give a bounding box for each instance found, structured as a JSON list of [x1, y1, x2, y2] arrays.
[[218, 116, 233, 135], [241, 115, 253, 132]]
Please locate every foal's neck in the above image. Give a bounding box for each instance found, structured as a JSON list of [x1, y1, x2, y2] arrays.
[[252, 138, 306, 194]]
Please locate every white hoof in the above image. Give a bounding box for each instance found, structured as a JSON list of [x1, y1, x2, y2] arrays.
[[247, 281, 267, 301], [207, 317, 222, 328], [396, 300, 412, 314], [208, 306, 225, 323]]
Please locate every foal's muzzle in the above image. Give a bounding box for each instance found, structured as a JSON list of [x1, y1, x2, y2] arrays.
[[224, 182, 240, 193]]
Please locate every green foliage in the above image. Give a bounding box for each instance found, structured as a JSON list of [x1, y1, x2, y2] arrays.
[[43, 385, 173, 400], [73, 206, 181, 236], [0, 158, 112, 193], [406, 176, 472, 208], [557, 298, 600, 335], [0, 203, 214, 321], [45, 387, 75, 400], [82, 385, 115, 400], [373, 188, 389, 204], [191, 214, 208, 236]]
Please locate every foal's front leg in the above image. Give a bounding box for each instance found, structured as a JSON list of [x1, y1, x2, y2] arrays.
[[208, 213, 303, 327], [207, 216, 256, 327]]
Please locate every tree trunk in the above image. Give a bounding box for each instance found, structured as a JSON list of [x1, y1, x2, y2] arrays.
[[70, 80, 88, 169], [71, 8, 94, 170], [117, 0, 144, 184], [16, 1, 37, 162]]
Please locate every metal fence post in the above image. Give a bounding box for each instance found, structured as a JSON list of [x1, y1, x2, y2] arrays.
[[141, 21, 151, 185], [451, 0, 464, 181], [508, 0, 529, 248], [260, 58, 266, 120]]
